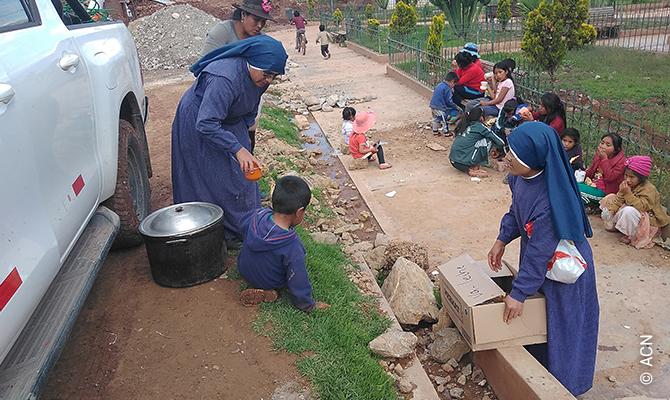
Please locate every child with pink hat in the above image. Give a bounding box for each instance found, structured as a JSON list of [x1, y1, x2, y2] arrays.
[[600, 155, 669, 248], [348, 111, 392, 170]]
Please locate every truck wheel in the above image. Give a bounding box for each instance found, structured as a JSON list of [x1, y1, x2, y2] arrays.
[[103, 120, 151, 248]]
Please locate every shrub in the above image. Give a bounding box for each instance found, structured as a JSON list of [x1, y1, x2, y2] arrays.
[[497, 0, 512, 30], [389, 1, 417, 36], [426, 13, 445, 65], [333, 8, 343, 26], [368, 18, 381, 31], [365, 3, 375, 19]]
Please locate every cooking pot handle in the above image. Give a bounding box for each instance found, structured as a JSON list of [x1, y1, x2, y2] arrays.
[[166, 238, 189, 246]]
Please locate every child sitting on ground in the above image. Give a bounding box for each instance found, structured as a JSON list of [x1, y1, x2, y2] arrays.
[[237, 176, 330, 312], [532, 92, 566, 135], [315, 24, 332, 59], [600, 156, 670, 248], [448, 106, 505, 178], [469, 59, 516, 116], [579, 132, 626, 208], [340, 106, 356, 155], [349, 111, 393, 170], [561, 128, 583, 171], [430, 71, 462, 137]]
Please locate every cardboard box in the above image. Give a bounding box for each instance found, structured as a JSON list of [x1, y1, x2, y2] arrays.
[[437, 254, 547, 351]]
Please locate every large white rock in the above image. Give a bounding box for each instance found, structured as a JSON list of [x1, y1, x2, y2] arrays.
[[381, 257, 439, 325], [368, 328, 417, 358]]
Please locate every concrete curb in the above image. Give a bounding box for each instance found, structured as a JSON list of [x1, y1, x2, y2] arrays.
[[352, 252, 440, 400], [342, 41, 389, 64]]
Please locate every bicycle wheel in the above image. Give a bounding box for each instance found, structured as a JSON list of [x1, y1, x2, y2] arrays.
[[301, 33, 306, 55]]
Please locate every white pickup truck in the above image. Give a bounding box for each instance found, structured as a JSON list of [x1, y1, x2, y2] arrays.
[[0, 0, 151, 397]]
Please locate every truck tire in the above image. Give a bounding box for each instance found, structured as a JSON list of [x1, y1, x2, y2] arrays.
[[103, 119, 151, 248]]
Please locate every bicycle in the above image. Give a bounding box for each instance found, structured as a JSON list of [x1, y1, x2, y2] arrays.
[[297, 30, 307, 55]]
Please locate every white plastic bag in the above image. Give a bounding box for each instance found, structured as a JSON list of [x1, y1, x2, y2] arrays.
[[575, 170, 586, 183], [546, 239, 587, 284]]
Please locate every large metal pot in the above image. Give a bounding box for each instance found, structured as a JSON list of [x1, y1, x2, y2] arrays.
[[139, 202, 227, 288]]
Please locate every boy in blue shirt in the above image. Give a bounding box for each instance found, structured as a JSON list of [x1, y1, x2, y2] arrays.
[[238, 176, 330, 312], [430, 71, 462, 137]]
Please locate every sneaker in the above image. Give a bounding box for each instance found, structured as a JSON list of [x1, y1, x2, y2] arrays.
[[379, 163, 393, 170], [327, 53, 331, 59], [433, 131, 441, 137], [240, 289, 278, 306], [226, 237, 243, 251], [502, 175, 509, 185], [368, 155, 377, 162]]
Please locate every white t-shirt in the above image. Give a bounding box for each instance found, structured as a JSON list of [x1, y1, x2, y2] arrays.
[[342, 120, 354, 144], [495, 78, 515, 110]]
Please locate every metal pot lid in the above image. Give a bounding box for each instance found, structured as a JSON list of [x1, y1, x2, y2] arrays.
[[139, 202, 224, 238]]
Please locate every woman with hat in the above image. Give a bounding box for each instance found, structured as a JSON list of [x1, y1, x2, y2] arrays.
[[200, 0, 276, 56], [600, 155, 669, 248], [488, 122, 599, 396], [172, 35, 288, 250]]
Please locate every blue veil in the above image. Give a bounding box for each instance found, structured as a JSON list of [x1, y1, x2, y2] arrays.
[[508, 122, 593, 241], [190, 35, 288, 77]]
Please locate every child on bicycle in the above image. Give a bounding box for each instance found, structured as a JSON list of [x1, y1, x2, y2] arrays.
[[291, 10, 307, 51]]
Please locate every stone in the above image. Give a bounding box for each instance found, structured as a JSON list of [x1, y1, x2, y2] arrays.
[[426, 142, 447, 151], [321, 105, 333, 112], [447, 358, 459, 368], [434, 376, 449, 385], [304, 95, 320, 106], [429, 327, 470, 363], [293, 115, 310, 131], [457, 374, 466, 385], [326, 94, 338, 107], [364, 246, 386, 271], [369, 328, 417, 358], [441, 363, 454, 373], [336, 100, 346, 108], [478, 379, 487, 387], [432, 306, 453, 332], [334, 171, 343, 179], [384, 240, 429, 270], [608, 375, 616, 382], [449, 387, 464, 399], [309, 232, 338, 245], [349, 241, 373, 253], [358, 211, 371, 222], [308, 104, 322, 111], [462, 363, 472, 376], [363, 94, 377, 102], [350, 158, 368, 170], [398, 378, 413, 393], [374, 233, 390, 248], [381, 257, 439, 325], [394, 363, 404, 374]]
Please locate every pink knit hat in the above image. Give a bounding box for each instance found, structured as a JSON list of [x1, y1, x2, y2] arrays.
[[353, 111, 377, 133], [625, 155, 652, 177]]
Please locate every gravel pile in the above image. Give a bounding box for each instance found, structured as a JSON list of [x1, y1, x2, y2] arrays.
[[129, 4, 219, 70]]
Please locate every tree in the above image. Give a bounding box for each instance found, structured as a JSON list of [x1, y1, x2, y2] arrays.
[[426, 13, 445, 66], [562, 0, 596, 50], [389, 1, 418, 36], [307, 0, 315, 18], [368, 18, 381, 31], [497, 0, 512, 30], [333, 8, 343, 27], [365, 3, 375, 19], [430, 0, 491, 38], [375, 0, 390, 10], [521, 0, 595, 89]]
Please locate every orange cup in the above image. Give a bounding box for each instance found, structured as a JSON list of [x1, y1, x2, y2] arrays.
[[244, 165, 268, 182]]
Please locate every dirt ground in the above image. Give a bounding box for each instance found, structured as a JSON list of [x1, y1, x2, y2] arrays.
[[41, 15, 670, 400]]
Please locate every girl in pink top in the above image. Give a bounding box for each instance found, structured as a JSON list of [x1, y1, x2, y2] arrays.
[[478, 60, 516, 116]]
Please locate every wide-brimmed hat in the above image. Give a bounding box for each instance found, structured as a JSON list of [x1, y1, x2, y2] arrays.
[[233, 0, 277, 23], [353, 111, 377, 133], [460, 42, 480, 58]]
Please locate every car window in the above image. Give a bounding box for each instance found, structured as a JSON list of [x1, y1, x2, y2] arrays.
[[0, 0, 38, 31]]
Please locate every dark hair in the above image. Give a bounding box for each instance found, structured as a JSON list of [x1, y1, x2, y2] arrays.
[[232, 8, 242, 20], [625, 166, 648, 185], [272, 176, 311, 214], [342, 106, 356, 121], [293, 10, 300, 17], [502, 98, 519, 114], [539, 92, 566, 127], [455, 106, 484, 134], [445, 71, 459, 83], [602, 132, 623, 155], [494, 58, 515, 81], [319, 24, 325, 31], [455, 52, 473, 69], [561, 127, 580, 144]]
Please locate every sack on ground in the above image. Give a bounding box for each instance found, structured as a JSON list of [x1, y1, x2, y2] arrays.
[[546, 239, 587, 284]]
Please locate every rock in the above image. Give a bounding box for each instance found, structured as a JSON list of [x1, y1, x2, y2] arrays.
[[471, 366, 485, 383], [336, 100, 346, 108], [368, 328, 418, 358], [334, 171, 343, 179], [608, 375, 616, 382], [457, 374, 467, 385], [478, 379, 487, 386], [449, 387, 464, 399], [426, 142, 447, 151], [349, 241, 374, 253], [304, 95, 320, 106], [441, 363, 454, 373], [429, 328, 470, 364], [326, 94, 338, 107], [363, 94, 377, 102], [309, 232, 338, 245], [321, 105, 333, 112], [398, 378, 413, 393], [432, 305, 453, 331], [381, 257, 439, 325], [309, 174, 339, 190], [364, 246, 387, 271], [384, 240, 429, 270], [308, 104, 322, 111], [341, 231, 351, 242], [434, 376, 449, 385], [447, 358, 460, 368], [293, 115, 310, 131], [374, 233, 390, 248], [358, 211, 371, 222], [350, 158, 368, 170], [171, 12, 180, 18], [394, 363, 404, 374], [462, 363, 472, 376]]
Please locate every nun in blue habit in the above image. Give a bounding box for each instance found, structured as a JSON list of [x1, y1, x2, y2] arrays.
[[487, 122, 599, 396], [172, 35, 288, 248]]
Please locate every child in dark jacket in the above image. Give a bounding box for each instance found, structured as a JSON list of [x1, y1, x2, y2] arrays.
[[561, 128, 583, 171], [238, 176, 330, 312], [430, 71, 462, 137]]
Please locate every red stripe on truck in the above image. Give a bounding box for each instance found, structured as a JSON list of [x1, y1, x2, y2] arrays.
[[72, 174, 85, 196], [0, 268, 22, 311]]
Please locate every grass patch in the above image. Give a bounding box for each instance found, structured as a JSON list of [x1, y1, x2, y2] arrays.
[[259, 104, 302, 146], [251, 227, 396, 399]]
